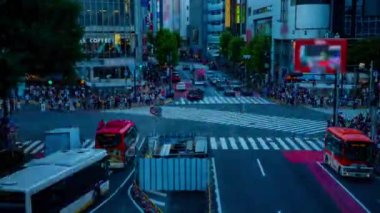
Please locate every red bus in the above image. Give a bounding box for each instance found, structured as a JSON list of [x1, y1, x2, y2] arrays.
[[95, 120, 138, 169], [324, 127, 374, 178]]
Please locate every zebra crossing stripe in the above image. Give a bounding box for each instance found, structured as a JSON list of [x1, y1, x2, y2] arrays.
[[214, 97, 223, 103], [266, 138, 280, 150], [275, 138, 290, 150], [220, 137, 228, 150], [30, 143, 44, 155], [180, 98, 186, 105], [257, 137, 269, 150], [228, 137, 238, 150], [315, 138, 324, 147], [82, 139, 92, 148], [210, 137, 218, 150], [248, 137, 258, 150], [285, 137, 300, 150], [238, 137, 249, 150], [24, 140, 42, 154], [294, 137, 311, 150], [305, 139, 322, 151]]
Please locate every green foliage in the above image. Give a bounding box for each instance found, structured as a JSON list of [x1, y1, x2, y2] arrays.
[[173, 31, 181, 47], [155, 29, 179, 66], [249, 35, 271, 73], [0, 0, 84, 99], [228, 36, 245, 63], [219, 31, 233, 58], [348, 38, 380, 69]]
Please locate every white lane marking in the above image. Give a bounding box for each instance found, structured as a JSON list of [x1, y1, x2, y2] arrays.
[[127, 184, 144, 213], [30, 143, 44, 155], [306, 139, 322, 151], [285, 137, 300, 150], [315, 138, 324, 147], [24, 140, 42, 153], [295, 137, 311, 150], [270, 142, 280, 150], [210, 137, 218, 150], [150, 198, 166, 207], [248, 138, 258, 150], [137, 136, 145, 151], [211, 158, 223, 213], [180, 98, 186, 105], [316, 162, 371, 213], [83, 139, 92, 148], [220, 137, 228, 150], [228, 137, 238, 150], [256, 159, 266, 177], [238, 137, 249, 150], [147, 190, 167, 197], [257, 137, 269, 150], [275, 138, 290, 150], [91, 169, 135, 213]]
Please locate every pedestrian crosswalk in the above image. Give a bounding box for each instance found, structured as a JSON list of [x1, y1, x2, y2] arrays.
[[15, 139, 96, 156], [208, 136, 324, 151], [107, 106, 326, 135], [16, 136, 324, 156], [171, 96, 273, 105]]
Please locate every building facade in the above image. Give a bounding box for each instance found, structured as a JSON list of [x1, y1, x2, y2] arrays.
[[207, 0, 225, 58], [188, 0, 207, 60], [77, 0, 136, 59], [246, 0, 331, 83]]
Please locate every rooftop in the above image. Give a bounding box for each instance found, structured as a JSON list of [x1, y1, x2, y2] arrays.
[[328, 127, 372, 143]]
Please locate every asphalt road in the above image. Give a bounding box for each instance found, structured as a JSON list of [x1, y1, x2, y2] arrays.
[[8, 62, 377, 213]]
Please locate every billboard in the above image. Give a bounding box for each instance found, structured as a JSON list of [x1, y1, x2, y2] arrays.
[[294, 39, 347, 74], [225, 0, 231, 27]]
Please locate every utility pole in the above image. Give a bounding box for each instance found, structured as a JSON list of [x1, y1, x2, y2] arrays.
[[369, 60, 377, 142], [333, 70, 340, 126]]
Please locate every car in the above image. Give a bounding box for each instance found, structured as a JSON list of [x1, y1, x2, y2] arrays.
[[224, 87, 236, 96], [187, 88, 204, 101], [183, 64, 190, 70], [241, 87, 254, 96], [175, 82, 186, 91], [216, 82, 228, 91]]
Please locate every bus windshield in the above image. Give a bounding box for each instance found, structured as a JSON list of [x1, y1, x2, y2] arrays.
[[0, 191, 25, 213], [345, 142, 373, 162], [96, 133, 122, 148]]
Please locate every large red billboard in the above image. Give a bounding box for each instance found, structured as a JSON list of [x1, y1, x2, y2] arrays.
[[294, 39, 347, 74]]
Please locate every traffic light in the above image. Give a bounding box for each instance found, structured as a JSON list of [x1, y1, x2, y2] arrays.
[[48, 80, 53, 85]]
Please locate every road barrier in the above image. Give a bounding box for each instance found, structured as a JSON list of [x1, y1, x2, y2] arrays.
[[138, 158, 209, 191]]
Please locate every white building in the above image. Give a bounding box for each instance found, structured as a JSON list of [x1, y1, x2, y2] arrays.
[[180, 0, 190, 39], [246, 0, 331, 83]]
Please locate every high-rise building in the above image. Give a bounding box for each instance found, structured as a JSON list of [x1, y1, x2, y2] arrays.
[[342, 0, 380, 38], [188, 0, 207, 60], [246, 0, 331, 83], [207, 0, 225, 58], [77, 0, 135, 59]]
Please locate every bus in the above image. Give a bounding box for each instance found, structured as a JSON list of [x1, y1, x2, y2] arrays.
[[95, 120, 138, 169], [0, 149, 109, 213], [324, 127, 375, 178], [193, 68, 206, 86]]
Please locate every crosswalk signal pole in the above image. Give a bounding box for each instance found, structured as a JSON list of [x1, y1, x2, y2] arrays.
[[333, 69, 340, 126], [369, 60, 376, 142]]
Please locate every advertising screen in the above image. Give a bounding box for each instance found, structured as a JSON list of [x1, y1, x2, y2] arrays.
[[294, 39, 347, 74]]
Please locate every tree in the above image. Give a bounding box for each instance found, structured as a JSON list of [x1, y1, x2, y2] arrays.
[[228, 36, 245, 73], [155, 29, 179, 66], [173, 31, 181, 47], [250, 35, 271, 73], [219, 31, 233, 58], [0, 0, 84, 118]]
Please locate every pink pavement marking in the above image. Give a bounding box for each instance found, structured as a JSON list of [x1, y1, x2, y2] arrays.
[[283, 151, 368, 213]]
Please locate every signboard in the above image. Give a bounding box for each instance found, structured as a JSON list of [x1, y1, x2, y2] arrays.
[[294, 39, 347, 74], [225, 0, 231, 27]]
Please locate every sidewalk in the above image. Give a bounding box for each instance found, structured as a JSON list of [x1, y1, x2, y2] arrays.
[[306, 106, 368, 120]]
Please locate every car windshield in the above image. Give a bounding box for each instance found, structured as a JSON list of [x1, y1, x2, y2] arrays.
[[96, 133, 122, 147], [345, 142, 373, 162]]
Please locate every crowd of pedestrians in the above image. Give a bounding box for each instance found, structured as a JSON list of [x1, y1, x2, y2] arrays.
[[265, 85, 366, 108]]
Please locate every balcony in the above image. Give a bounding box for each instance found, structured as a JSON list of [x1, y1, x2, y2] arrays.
[[208, 24, 223, 32], [208, 2, 224, 12], [207, 35, 220, 44], [208, 13, 223, 22]]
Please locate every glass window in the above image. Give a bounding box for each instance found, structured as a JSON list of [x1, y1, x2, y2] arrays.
[[96, 133, 122, 147], [345, 143, 372, 162]]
